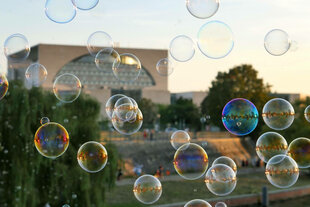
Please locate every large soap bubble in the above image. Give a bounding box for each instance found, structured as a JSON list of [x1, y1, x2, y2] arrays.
[[77, 141, 108, 173], [133, 175, 162, 204], [0, 74, 9, 100], [34, 121, 69, 159], [212, 156, 237, 175], [87, 31, 114, 56], [197, 20, 234, 59], [45, 0, 77, 24], [173, 143, 208, 180], [184, 199, 212, 207], [304, 105, 310, 122], [205, 164, 237, 196], [112, 108, 143, 135], [156, 58, 174, 76], [25, 63, 48, 87], [264, 29, 291, 56], [95, 48, 120, 71], [222, 98, 259, 136], [288, 137, 310, 169], [72, 0, 99, 10], [262, 98, 295, 130], [186, 0, 219, 19], [169, 35, 195, 62], [105, 94, 126, 119], [256, 132, 288, 163], [4, 33, 30, 62], [53, 73, 82, 103], [170, 130, 191, 150], [265, 155, 299, 188], [112, 53, 142, 82]]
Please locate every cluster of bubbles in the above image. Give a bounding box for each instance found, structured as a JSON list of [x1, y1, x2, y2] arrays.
[[105, 94, 143, 135]]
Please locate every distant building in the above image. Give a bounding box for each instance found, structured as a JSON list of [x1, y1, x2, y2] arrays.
[[8, 44, 170, 118], [171, 91, 207, 106]]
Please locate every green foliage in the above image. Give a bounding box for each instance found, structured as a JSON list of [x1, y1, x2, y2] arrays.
[[0, 81, 118, 207], [138, 98, 159, 128], [201, 64, 271, 137], [159, 97, 201, 130]]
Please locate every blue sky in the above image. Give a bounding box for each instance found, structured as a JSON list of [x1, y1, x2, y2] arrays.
[[1, 0, 310, 94]]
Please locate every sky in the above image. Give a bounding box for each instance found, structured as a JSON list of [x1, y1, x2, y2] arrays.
[[1, 0, 310, 94]]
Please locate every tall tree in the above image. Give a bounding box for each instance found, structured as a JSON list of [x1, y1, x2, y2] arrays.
[[138, 98, 158, 128], [201, 64, 271, 136]]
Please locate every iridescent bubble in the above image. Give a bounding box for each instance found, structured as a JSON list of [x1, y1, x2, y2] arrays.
[[0, 74, 9, 100], [45, 0, 77, 24], [222, 98, 259, 136], [169, 35, 195, 62], [215, 202, 227, 207], [53, 73, 82, 103], [265, 155, 299, 188], [186, 0, 219, 19], [264, 29, 291, 56], [114, 96, 136, 121], [170, 130, 191, 150], [184, 199, 212, 207], [173, 143, 208, 180], [197, 21, 234, 59], [34, 122, 69, 159], [105, 94, 126, 119], [25, 63, 48, 87], [4, 33, 30, 62], [156, 58, 174, 76], [212, 156, 237, 175], [304, 105, 310, 122], [72, 0, 99, 10], [256, 132, 288, 163], [87, 31, 114, 56], [95, 48, 120, 71], [112, 53, 141, 82], [112, 108, 143, 135], [40, 117, 50, 125], [288, 137, 310, 169], [77, 141, 108, 173], [205, 164, 237, 196], [133, 175, 162, 204], [262, 98, 295, 130]]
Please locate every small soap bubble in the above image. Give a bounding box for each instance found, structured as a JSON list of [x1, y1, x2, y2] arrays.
[[25, 63, 48, 87], [112, 53, 142, 82], [169, 35, 195, 62], [133, 175, 162, 204], [105, 94, 126, 119], [73, 0, 99, 10], [264, 29, 291, 56], [212, 156, 237, 175], [215, 202, 227, 207], [186, 0, 219, 19], [40, 117, 50, 125], [184, 199, 212, 207], [170, 130, 191, 150], [87, 31, 114, 56], [156, 58, 174, 76], [288, 137, 310, 169], [95, 48, 120, 71], [45, 0, 77, 24], [4, 33, 30, 62], [53, 73, 82, 103]]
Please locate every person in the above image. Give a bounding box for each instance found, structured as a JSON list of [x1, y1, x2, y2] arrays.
[[143, 129, 147, 140], [117, 168, 123, 181]]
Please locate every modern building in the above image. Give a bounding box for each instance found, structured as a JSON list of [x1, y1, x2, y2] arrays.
[[171, 91, 207, 106], [7, 44, 170, 118]]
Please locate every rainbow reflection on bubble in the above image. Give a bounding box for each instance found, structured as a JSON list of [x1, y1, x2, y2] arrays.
[[173, 143, 208, 180], [0, 74, 9, 100], [34, 122, 69, 159], [222, 98, 258, 136]]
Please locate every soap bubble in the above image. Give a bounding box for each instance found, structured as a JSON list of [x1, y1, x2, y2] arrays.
[[169, 35, 195, 62], [184, 199, 212, 207], [45, 0, 77, 24], [112, 108, 143, 135], [4, 33, 30, 62], [95, 48, 120, 71], [62, 205, 70, 207], [264, 29, 291, 56], [222, 98, 259, 136], [173, 143, 208, 180], [114, 96, 137, 121], [0, 74, 9, 100], [77, 141, 108, 173], [262, 98, 295, 130], [25, 63, 48, 87], [53, 73, 82, 103], [288, 137, 310, 169], [34, 122, 69, 159], [205, 164, 237, 196], [87, 31, 114, 56], [212, 156, 237, 175], [133, 175, 162, 204], [186, 0, 219, 19], [72, 0, 99, 10], [256, 132, 288, 163], [215, 202, 227, 207], [40, 117, 50, 125], [265, 155, 299, 188], [170, 130, 191, 150], [105, 94, 126, 119], [112, 53, 141, 82], [304, 105, 310, 122], [197, 20, 234, 59], [156, 58, 174, 76]]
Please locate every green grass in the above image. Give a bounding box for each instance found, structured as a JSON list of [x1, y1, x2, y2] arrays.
[[105, 172, 310, 207]]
